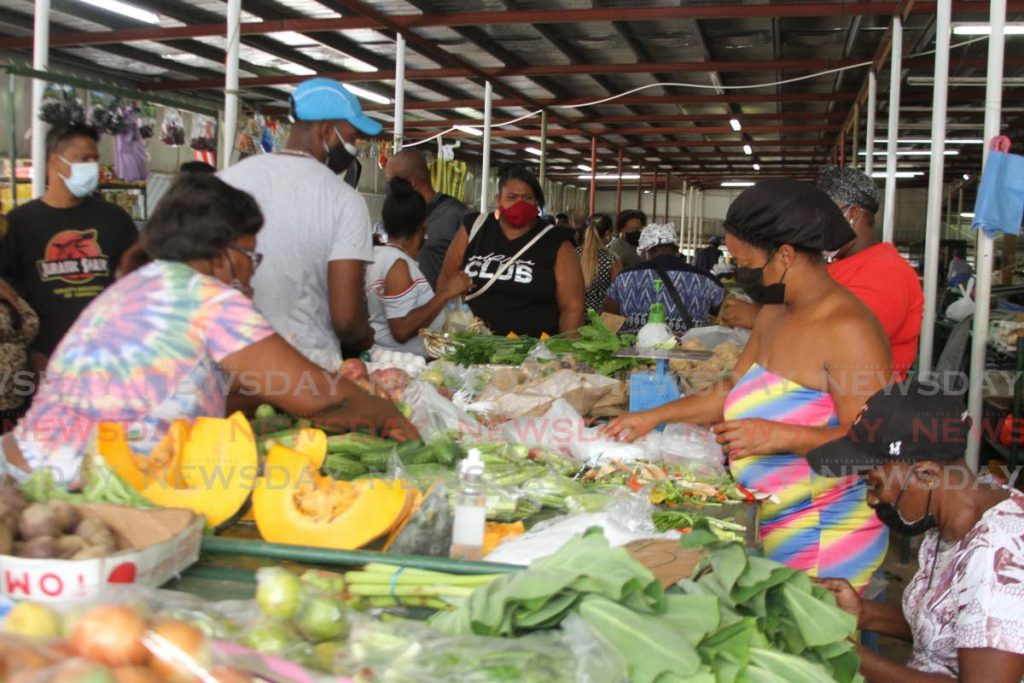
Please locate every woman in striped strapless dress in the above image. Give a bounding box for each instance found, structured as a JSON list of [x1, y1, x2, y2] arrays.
[[605, 180, 894, 591]]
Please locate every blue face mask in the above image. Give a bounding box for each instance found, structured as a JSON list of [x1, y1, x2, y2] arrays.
[[58, 156, 99, 198]]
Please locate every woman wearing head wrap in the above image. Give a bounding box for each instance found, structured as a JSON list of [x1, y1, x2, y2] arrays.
[[723, 166, 923, 381], [603, 222, 724, 334], [606, 180, 892, 591]]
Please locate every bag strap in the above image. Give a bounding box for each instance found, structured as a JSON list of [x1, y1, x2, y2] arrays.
[[650, 261, 696, 331], [464, 223, 556, 303]]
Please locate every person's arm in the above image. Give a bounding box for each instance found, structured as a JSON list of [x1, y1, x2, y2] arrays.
[[720, 295, 760, 329], [221, 334, 417, 441], [327, 259, 374, 351], [610, 259, 623, 281], [383, 259, 472, 343], [436, 228, 469, 298], [855, 646, 1024, 683], [554, 241, 586, 333], [114, 212, 140, 278], [604, 315, 762, 442]]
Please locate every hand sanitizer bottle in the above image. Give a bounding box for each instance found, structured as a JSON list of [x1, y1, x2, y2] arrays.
[[450, 448, 486, 561]]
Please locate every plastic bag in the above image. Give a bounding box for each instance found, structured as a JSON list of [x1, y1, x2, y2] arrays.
[[650, 422, 724, 472], [946, 277, 976, 322], [484, 492, 678, 565], [678, 324, 750, 351], [404, 379, 482, 441], [972, 140, 1024, 238], [160, 108, 186, 146], [334, 615, 623, 683], [386, 483, 453, 557], [189, 114, 217, 152]]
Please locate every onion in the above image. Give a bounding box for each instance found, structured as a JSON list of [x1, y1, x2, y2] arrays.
[[147, 619, 209, 682], [70, 606, 149, 666]]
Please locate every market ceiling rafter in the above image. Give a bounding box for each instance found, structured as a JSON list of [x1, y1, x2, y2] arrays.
[[0, 1, 1017, 51]]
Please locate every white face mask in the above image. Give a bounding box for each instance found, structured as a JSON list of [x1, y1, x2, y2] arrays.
[[58, 155, 99, 198]]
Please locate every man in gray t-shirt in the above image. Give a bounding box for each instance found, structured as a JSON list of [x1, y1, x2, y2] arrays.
[[219, 78, 381, 370], [385, 150, 467, 289]]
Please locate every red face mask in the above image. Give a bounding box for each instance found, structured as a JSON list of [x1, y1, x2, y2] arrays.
[[500, 200, 539, 229]]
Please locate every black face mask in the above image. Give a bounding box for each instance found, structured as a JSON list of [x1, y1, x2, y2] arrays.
[[323, 127, 357, 175], [624, 232, 641, 247], [735, 249, 788, 305], [873, 474, 937, 537]]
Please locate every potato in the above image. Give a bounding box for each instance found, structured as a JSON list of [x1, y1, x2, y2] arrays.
[[56, 535, 90, 558], [18, 504, 59, 540], [75, 517, 110, 540], [17, 536, 58, 559], [0, 524, 12, 555], [71, 547, 112, 561], [46, 500, 81, 534], [83, 530, 117, 552], [680, 338, 708, 352]]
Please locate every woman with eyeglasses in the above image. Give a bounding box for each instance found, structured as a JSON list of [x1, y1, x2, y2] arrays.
[[1, 174, 417, 483]]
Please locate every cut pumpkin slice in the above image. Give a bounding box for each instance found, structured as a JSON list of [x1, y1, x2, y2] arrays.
[[253, 444, 412, 550], [97, 422, 146, 491], [141, 412, 257, 528], [290, 428, 328, 470]]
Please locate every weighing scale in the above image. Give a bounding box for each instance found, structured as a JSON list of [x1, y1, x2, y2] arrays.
[[615, 347, 713, 413]]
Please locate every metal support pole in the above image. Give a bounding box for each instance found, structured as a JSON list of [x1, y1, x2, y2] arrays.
[[30, 0, 50, 198], [588, 136, 597, 216], [945, 187, 954, 238], [852, 103, 860, 171], [614, 148, 623, 216], [664, 172, 671, 223], [839, 128, 847, 167], [220, 0, 241, 170], [539, 109, 548, 187], [917, 0, 951, 379], [679, 181, 687, 246], [637, 167, 643, 210], [652, 168, 659, 221], [688, 185, 697, 259], [479, 80, 493, 212], [957, 187, 964, 237], [7, 72, 17, 209], [697, 190, 704, 246], [966, 0, 1006, 472], [393, 33, 405, 152], [865, 70, 878, 176], [881, 16, 902, 244]]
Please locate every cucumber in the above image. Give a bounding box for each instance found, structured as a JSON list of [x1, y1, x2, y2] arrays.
[[360, 450, 394, 472], [260, 428, 304, 452], [295, 418, 313, 429], [326, 433, 397, 455], [322, 455, 368, 481]]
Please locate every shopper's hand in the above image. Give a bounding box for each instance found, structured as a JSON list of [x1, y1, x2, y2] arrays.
[[602, 412, 658, 443], [816, 578, 863, 621], [365, 395, 420, 443], [721, 296, 760, 330], [441, 272, 474, 301], [713, 418, 785, 459]]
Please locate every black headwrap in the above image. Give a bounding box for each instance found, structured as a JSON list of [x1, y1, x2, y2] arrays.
[[723, 179, 856, 252]]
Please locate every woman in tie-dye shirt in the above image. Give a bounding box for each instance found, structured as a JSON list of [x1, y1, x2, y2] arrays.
[[606, 180, 892, 591], [1, 174, 416, 483]]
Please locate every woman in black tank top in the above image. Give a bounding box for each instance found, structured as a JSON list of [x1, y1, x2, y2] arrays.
[[437, 165, 585, 337]]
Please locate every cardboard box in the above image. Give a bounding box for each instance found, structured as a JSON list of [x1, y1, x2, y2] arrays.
[[0, 504, 203, 603]]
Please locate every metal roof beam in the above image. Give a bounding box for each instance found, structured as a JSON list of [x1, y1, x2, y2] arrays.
[[406, 124, 844, 139], [2, 2, 1015, 50]]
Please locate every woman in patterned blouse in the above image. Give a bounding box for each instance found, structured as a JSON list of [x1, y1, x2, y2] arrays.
[[576, 213, 622, 313], [812, 382, 1024, 683], [0, 277, 39, 433]]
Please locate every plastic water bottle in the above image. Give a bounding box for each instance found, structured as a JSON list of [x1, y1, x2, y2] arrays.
[[450, 448, 486, 561]]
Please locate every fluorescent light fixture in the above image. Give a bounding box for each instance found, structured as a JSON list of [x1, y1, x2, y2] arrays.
[[344, 84, 391, 105], [870, 171, 923, 179], [454, 125, 483, 137], [753, 163, 761, 171], [961, 212, 976, 218], [742, 144, 753, 155], [577, 174, 642, 181], [908, 76, 1024, 87], [279, 63, 317, 76], [269, 31, 317, 47], [722, 181, 755, 188], [953, 23, 1024, 35], [858, 150, 959, 156], [963, 174, 970, 181], [525, 147, 543, 157], [896, 138, 984, 145], [454, 107, 484, 120], [643, 190, 652, 194], [729, 119, 742, 132], [632, 165, 641, 169], [76, 0, 159, 23], [577, 164, 593, 172]]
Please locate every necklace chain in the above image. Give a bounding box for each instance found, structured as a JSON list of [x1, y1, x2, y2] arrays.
[[277, 148, 315, 159]]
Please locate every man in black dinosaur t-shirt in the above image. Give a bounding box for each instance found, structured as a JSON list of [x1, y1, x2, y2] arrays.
[[1, 125, 137, 370]]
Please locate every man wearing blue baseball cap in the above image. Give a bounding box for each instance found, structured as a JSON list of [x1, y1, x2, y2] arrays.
[[220, 78, 383, 370]]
